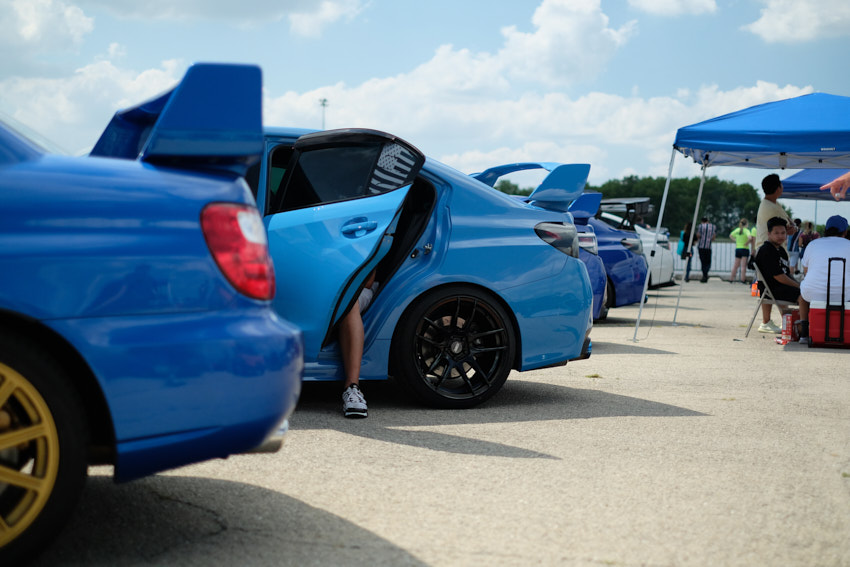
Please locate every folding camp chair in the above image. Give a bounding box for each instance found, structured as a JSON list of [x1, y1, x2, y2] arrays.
[[745, 265, 798, 337]]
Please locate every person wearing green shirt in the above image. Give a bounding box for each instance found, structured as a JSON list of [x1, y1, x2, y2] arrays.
[[729, 218, 754, 284]]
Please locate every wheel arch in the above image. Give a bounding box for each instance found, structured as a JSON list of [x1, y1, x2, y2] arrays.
[[388, 281, 523, 374], [0, 310, 116, 465]]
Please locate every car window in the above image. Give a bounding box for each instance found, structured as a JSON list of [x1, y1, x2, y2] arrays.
[[269, 142, 405, 214]]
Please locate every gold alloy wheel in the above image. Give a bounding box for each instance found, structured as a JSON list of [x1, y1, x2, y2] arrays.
[[0, 362, 61, 549]]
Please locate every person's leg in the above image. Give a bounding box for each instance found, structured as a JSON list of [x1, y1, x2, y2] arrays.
[[730, 256, 741, 283], [698, 248, 710, 281], [685, 255, 692, 281], [761, 303, 772, 324], [339, 304, 364, 389]]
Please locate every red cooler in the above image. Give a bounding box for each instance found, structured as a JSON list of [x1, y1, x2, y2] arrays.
[[808, 257, 850, 348]]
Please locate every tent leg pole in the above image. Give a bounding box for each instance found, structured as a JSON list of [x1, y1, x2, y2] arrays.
[[673, 163, 708, 324], [633, 148, 677, 341]]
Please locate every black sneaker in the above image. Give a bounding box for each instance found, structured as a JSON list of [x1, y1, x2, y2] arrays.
[[795, 320, 809, 344], [342, 384, 368, 418]]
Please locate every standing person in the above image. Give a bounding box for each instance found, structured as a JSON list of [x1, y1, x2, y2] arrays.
[[756, 174, 797, 324], [798, 220, 820, 260], [756, 174, 796, 248], [680, 222, 695, 282], [729, 218, 754, 284], [696, 217, 716, 283], [787, 218, 802, 274], [754, 217, 807, 334]]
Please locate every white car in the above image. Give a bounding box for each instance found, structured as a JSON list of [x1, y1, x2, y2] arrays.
[[597, 206, 675, 288]]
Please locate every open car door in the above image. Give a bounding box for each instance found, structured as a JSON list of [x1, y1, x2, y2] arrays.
[[263, 129, 425, 360]]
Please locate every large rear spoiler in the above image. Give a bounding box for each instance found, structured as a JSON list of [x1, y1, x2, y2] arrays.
[[472, 162, 590, 212], [90, 63, 263, 177]]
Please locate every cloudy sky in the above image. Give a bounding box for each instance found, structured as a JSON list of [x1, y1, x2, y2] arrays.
[[2, 0, 849, 220]]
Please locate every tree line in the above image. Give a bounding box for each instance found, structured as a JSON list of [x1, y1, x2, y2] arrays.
[[496, 175, 796, 237]]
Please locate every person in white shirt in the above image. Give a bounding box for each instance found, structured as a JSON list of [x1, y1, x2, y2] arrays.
[[800, 215, 850, 308], [756, 174, 796, 248]]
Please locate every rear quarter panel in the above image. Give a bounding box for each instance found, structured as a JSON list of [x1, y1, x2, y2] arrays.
[[362, 161, 592, 373]]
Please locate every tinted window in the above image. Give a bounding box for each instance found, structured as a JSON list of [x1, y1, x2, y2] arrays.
[[269, 140, 420, 214], [271, 144, 379, 213]]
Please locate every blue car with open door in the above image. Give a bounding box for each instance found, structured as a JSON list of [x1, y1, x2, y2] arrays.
[[0, 64, 302, 562], [251, 129, 593, 409]]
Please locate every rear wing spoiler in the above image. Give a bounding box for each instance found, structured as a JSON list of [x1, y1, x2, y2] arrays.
[[90, 63, 263, 177], [471, 162, 590, 213], [472, 162, 561, 187], [568, 192, 602, 219], [599, 197, 653, 217]]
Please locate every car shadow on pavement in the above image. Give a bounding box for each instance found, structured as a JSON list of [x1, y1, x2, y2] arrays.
[[290, 379, 705, 460], [31, 475, 427, 567], [589, 341, 676, 355]]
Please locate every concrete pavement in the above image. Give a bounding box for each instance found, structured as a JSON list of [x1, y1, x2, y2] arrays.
[[33, 278, 850, 566]]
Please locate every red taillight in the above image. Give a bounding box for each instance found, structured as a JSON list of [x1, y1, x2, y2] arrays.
[[535, 222, 580, 258], [201, 203, 275, 300]]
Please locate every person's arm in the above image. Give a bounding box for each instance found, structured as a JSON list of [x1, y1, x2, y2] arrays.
[[774, 273, 799, 288], [820, 171, 850, 201]]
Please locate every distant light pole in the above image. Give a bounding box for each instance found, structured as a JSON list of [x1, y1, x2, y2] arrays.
[[319, 98, 328, 129]]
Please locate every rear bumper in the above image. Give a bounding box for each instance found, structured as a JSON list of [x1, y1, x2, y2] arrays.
[[243, 419, 288, 454], [48, 307, 303, 482], [570, 334, 592, 361]]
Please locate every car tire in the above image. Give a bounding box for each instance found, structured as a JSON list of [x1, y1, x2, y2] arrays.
[[0, 333, 89, 564], [392, 285, 516, 409], [603, 279, 615, 312]]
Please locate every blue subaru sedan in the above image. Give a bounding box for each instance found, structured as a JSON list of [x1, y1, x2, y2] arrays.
[[0, 64, 302, 562], [250, 128, 593, 409]]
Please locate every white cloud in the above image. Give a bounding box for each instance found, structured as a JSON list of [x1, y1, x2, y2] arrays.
[[288, 0, 365, 37], [498, 0, 637, 86], [627, 0, 716, 16], [73, 0, 366, 32], [744, 0, 850, 43], [264, 73, 813, 185], [0, 59, 182, 154], [0, 0, 93, 56]]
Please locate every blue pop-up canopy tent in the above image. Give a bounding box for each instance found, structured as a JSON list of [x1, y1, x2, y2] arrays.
[[634, 93, 850, 338]]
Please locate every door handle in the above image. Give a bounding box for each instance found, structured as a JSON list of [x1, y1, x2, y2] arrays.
[[341, 218, 378, 237]]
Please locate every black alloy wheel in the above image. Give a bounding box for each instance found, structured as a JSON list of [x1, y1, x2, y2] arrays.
[[393, 285, 516, 408]]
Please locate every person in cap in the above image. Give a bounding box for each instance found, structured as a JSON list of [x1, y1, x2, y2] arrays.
[[755, 216, 808, 335], [799, 215, 850, 333]]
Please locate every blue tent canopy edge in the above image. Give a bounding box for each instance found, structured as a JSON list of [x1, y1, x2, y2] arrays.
[[674, 93, 850, 169]]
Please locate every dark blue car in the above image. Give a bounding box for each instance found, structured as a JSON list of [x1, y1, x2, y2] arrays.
[[585, 214, 648, 311], [0, 64, 302, 562]]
